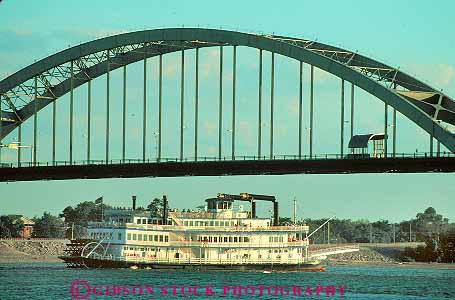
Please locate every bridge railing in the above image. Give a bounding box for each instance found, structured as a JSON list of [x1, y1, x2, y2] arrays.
[[0, 151, 454, 168]]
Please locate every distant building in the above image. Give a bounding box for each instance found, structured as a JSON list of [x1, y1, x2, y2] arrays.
[[11, 216, 35, 238]]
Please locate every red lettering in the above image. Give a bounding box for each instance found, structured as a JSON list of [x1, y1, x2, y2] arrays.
[[233, 285, 242, 296], [132, 285, 143, 296], [305, 286, 313, 296], [205, 286, 216, 296], [245, 285, 255, 296], [223, 286, 231, 296], [315, 285, 323, 296], [121, 286, 130, 296], [160, 286, 169, 295], [338, 285, 347, 296], [293, 286, 302, 296], [92, 285, 103, 296], [268, 286, 278, 296], [112, 285, 122, 296], [144, 285, 154, 295], [257, 285, 265, 296], [326, 285, 335, 296], [280, 286, 290, 296], [180, 286, 193, 296]]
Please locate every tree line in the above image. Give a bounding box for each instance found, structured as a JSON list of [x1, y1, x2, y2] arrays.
[[0, 200, 453, 262]]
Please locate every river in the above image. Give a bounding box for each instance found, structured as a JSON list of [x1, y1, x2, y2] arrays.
[[0, 263, 454, 299]]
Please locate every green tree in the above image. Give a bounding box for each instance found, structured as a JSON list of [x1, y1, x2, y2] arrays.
[[32, 212, 65, 238], [147, 198, 163, 217], [0, 215, 23, 238], [59, 200, 111, 238]]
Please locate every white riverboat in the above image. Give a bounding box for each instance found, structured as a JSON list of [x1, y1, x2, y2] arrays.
[[61, 193, 357, 271]]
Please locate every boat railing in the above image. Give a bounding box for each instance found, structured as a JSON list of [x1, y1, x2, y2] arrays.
[[92, 254, 314, 265], [90, 223, 309, 232], [166, 240, 310, 248]]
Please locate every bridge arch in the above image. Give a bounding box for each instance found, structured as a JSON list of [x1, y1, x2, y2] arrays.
[[1, 28, 454, 152]]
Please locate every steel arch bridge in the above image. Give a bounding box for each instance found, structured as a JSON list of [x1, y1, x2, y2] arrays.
[[1, 28, 455, 181]]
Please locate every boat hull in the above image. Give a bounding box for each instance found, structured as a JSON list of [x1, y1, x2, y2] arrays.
[[59, 256, 324, 272]]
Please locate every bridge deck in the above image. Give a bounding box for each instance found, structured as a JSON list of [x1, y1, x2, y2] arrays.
[[1, 155, 455, 182]]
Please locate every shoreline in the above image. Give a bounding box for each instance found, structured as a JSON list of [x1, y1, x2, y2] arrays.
[[1, 239, 453, 269]]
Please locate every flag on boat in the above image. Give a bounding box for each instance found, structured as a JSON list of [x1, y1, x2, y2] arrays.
[[95, 197, 103, 205]]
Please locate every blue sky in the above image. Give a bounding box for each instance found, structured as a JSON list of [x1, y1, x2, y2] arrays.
[[0, 0, 454, 222]]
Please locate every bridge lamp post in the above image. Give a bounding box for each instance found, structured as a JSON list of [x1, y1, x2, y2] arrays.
[[226, 129, 233, 160], [152, 132, 160, 162], [0, 142, 33, 166]]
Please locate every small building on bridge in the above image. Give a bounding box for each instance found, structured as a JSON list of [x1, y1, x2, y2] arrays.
[[348, 133, 387, 158]]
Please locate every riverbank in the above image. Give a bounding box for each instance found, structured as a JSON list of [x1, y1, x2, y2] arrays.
[[1, 240, 453, 269], [0, 239, 68, 263]]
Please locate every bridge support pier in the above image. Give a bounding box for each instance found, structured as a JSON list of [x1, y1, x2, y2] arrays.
[[350, 83, 354, 153]]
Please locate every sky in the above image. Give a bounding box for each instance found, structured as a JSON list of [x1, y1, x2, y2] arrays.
[[0, 0, 454, 223]]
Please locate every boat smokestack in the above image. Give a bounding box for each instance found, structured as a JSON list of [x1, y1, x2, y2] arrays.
[[162, 195, 168, 224], [273, 201, 279, 226], [132, 195, 137, 210], [251, 201, 256, 218]]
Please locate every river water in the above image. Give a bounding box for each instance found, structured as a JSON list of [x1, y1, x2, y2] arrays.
[[0, 263, 454, 299]]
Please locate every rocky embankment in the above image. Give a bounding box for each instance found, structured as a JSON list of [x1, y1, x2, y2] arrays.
[[310, 242, 425, 265], [0, 239, 69, 263]]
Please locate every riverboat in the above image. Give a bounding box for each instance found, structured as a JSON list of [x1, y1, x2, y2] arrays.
[[60, 193, 354, 271]]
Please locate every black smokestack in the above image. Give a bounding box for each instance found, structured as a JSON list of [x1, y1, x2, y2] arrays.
[[162, 195, 168, 224], [273, 201, 279, 226], [251, 201, 256, 219], [132, 195, 137, 210]]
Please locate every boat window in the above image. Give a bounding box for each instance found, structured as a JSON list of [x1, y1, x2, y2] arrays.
[[118, 233, 122, 240], [269, 237, 273, 243], [143, 235, 147, 241], [229, 237, 232, 243], [274, 237, 278, 243], [154, 235, 158, 242], [205, 221, 209, 226], [149, 235, 153, 241], [215, 221, 219, 226], [189, 221, 193, 226], [234, 237, 238, 243], [165, 236, 169, 242], [133, 234, 137, 240], [244, 237, 250, 243], [209, 220, 214, 226], [209, 237, 212, 242], [224, 237, 228, 242], [127, 233, 131, 240], [214, 237, 218, 242], [279, 237, 284, 242], [231, 221, 235, 226], [142, 219, 147, 224], [148, 219, 152, 224], [136, 219, 141, 224], [159, 235, 163, 242], [138, 234, 142, 241], [130, 247, 134, 250], [184, 221, 189, 226]]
